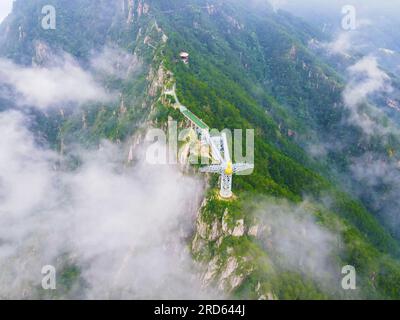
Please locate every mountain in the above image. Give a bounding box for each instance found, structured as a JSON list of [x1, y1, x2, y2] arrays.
[[0, 0, 399, 299]]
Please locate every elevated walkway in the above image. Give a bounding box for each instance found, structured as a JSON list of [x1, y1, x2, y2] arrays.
[[179, 106, 209, 130]]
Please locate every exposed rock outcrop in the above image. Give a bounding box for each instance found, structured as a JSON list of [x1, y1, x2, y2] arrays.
[[126, 0, 150, 24], [192, 204, 257, 294]]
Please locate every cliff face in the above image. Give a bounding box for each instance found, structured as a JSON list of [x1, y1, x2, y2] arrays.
[[192, 201, 264, 296]]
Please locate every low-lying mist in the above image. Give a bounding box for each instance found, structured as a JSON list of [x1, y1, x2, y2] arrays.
[[0, 110, 216, 299], [251, 197, 343, 292]]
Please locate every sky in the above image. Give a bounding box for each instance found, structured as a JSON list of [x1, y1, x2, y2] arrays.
[[272, 0, 400, 12], [0, 0, 13, 23]]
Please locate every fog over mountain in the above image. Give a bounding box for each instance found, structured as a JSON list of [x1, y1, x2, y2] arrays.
[[0, 110, 212, 299], [0, 0, 13, 23], [276, 0, 400, 51]]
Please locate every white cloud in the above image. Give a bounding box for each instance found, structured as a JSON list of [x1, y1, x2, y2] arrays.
[[350, 153, 400, 236], [323, 32, 353, 57], [0, 111, 214, 299], [344, 56, 390, 107], [0, 54, 113, 109], [321, 19, 371, 58], [0, 0, 13, 23], [269, 0, 288, 11], [90, 45, 141, 80], [342, 56, 393, 135], [254, 198, 341, 288]]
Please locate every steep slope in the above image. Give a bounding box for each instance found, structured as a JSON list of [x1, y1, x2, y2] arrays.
[[148, 0, 400, 299]]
